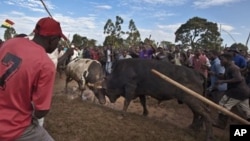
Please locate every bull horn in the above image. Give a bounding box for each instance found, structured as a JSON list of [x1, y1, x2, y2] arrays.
[[87, 83, 95, 87], [87, 83, 102, 89], [96, 86, 103, 89]]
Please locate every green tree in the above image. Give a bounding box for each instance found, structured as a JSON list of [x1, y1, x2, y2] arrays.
[[71, 34, 97, 48], [230, 43, 248, 51], [103, 16, 125, 48], [88, 39, 97, 47], [160, 41, 174, 49], [175, 17, 222, 50], [104, 19, 115, 35], [81, 36, 88, 47], [126, 19, 141, 46], [71, 34, 83, 47], [115, 16, 124, 38], [103, 35, 113, 47], [143, 35, 157, 47]]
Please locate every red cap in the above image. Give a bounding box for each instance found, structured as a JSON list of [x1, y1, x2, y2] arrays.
[[33, 17, 67, 41]]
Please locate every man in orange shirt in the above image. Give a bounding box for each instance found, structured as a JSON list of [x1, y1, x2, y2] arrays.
[[0, 17, 66, 141]]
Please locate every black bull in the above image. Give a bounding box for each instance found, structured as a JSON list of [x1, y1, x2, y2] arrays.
[[99, 58, 214, 141]]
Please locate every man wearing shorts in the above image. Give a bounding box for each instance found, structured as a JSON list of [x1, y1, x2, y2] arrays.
[[213, 53, 250, 129]]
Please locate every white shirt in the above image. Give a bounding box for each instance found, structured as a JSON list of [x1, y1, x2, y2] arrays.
[[107, 49, 111, 62], [119, 54, 132, 60], [70, 50, 79, 61], [47, 48, 59, 68]]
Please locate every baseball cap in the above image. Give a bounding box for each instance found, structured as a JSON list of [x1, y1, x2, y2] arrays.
[[33, 17, 67, 40]]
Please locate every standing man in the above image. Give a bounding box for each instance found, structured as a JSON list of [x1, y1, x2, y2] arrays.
[[69, 44, 79, 61], [0, 17, 66, 141], [155, 47, 167, 61], [119, 50, 132, 60], [207, 50, 227, 103], [227, 45, 247, 73], [105, 45, 113, 74], [190, 48, 211, 78], [213, 53, 250, 129], [139, 44, 155, 59]]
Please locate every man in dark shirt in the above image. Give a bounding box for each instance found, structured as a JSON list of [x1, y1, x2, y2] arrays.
[[213, 53, 250, 129]]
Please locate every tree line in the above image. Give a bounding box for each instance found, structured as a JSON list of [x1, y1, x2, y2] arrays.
[[3, 16, 248, 51]]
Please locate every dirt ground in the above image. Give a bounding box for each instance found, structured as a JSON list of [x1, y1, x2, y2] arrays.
[[45, 73, 230, 141]]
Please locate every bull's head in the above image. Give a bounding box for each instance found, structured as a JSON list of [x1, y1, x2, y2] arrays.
[[87, 79, 106, 105], [88, 77, 121, 104], [100, 76, 122, 103], [104, 89, 121, 103]]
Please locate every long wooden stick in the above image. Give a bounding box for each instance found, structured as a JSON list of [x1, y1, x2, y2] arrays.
[[39, 0, 70, 47], [151, 69, 250, 125], [40, 0, 53, 18], [246, 32, 250, 48]]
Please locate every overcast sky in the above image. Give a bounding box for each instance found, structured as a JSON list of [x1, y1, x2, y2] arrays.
[[0, 0, 249, 47]]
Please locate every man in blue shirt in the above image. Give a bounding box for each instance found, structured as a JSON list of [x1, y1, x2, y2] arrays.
[[207, 50, 227, 103], [227, 45, 247, 73]]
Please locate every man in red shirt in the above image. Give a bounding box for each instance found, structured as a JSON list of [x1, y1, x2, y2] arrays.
[[0, 39, 3, 48], [0, 17, 66, 141], [190, 49, 211, 78]]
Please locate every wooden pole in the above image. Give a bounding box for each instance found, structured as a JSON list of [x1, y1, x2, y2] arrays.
[[246, 32, 250, 48], [39, 0, 70, 47], [151, 69, 250, 125], [40, 0, 53, 18]]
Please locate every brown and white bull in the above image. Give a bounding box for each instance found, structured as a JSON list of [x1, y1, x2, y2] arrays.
[[65, 58, 106, 104], [99, 58, 214, 141]]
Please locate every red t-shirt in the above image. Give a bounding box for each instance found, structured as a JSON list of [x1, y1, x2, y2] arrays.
[[0, 38, 56, 141], [192, 55, 208, 78]]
